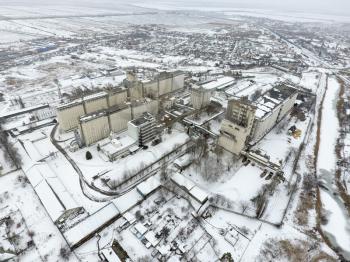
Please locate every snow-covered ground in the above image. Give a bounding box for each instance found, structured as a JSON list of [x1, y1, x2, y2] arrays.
[[0, 169, 77, 262], [317, 76, 350, 259]]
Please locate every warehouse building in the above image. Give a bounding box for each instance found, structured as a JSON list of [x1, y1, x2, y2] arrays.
[[218, 84, 298, 155]]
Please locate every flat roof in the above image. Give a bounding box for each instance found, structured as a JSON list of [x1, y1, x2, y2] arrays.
[[57, 99, 83, 111], [171, 172, 195, 191], [64, 203, 119, 248], [201, 76, 235, 90], [79, 110, 107, 123], [189, 186, 209, 203], [129, 112, 154, 127], [0, 103, 50, 118], [253, 84, 297, 119], [83, 91, 108, 102], [136, 176, 161, 196]]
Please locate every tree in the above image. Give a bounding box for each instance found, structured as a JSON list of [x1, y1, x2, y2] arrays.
[[160, 226, 170, 239], [239, 201, 250, 213], [250, 89, 262, 101], [221, 252, 234, 262], [0, 123, 22, 168], [85, 151, 92, 160], [59, 247, 71, 261], [251, 189, 267, 217], [135, 210, 144, 221]]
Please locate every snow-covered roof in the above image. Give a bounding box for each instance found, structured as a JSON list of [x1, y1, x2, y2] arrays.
[[201, 76, 235, 90], [158, 245, 171, 256], [171, 172, 195, 191], [101, 134, 137, 156], [189, 186, 209, 204], [46, 177, 78, 210], [25, 162, 81, 223], [101, 247, 121, 262], [136, 176, 161, 197], [134, 222, 148, 235], [144, 231, 160, 247], [35, 180, 65, 222], [253, 84, 297, 119], [64, 203, 119, 248], [123, 212, 136, 224], [0, 103, 49, 118]]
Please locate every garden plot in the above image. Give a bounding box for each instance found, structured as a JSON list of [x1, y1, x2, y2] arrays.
[[0, 170, 76, 262], [75, 188, 219, 261]]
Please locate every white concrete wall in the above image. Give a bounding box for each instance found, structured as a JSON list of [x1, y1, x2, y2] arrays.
[[252, 104, 282, 142], [132, 100, 158, 119], [127, 122, 139, 142], [173, 74, 185, 91], [57, 104, 85, 131], [159, 78, 172, 96], [129, 83, 143, 99], [143, 81, 158, 99], [277, 93, 298, 122], [85, 97, 108, 114], [191, 89, 211, 109], [218, 119, 252, 155], [109, 107, 132, 133], [108, 91, 127, 107], [80, 116, 110, 146]]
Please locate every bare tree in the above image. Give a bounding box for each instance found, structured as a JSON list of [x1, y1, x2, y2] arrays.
[[0, 123, 22, 168], [59, 247, 71, 261], [239, 201, 250, 213]]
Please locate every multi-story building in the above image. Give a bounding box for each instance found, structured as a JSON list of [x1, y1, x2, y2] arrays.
[[127, 113, 156, 146], [218, 99, 256, 155], [218, 84, 298, 155], [191, 84, 213, 110], [57, 89, 127, 131], [191, 76, 235, 110], [56, 71, 185, 132]]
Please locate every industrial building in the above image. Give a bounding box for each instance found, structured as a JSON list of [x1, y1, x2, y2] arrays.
[[56, 71, 184, 133], [128, 112, 156, 147], [57, 88, 128, 131], [218, 99, 256, 155], [125, 71, 186, 99], [218, 84, 298, 155], [99, 133, 138, 162], [191, 84, 213, 110], [191, 76, 235, 110], [77, 99, 158, 146]]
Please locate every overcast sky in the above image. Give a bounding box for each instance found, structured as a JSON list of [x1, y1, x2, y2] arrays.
[[137, 0, 350, 16], [1, 0, 350, 16]]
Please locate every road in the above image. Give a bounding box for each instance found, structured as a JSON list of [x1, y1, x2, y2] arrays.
[[50, 123, 194, 201]]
